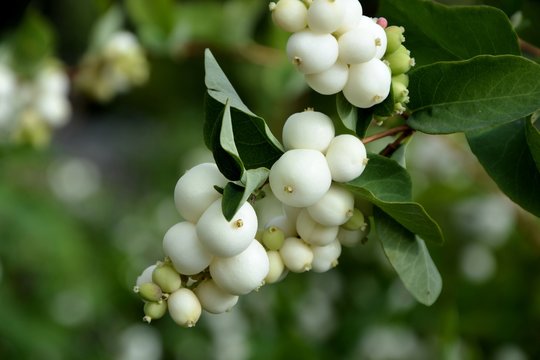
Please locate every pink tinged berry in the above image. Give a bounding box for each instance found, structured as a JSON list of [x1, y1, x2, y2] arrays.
[[376, 17, 388, 29]]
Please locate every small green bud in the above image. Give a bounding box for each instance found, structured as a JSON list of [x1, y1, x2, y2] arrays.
[[262, 226, 286, 250], [143, 301, 167, 323], [392, 73, 409, 88], [385, 26, 405, 55], [255, 229, 264, 242], [135, 282, 163, 302], [341, 208, 366, 231], [152, 263, 182, 293], [385, 45, 413, 75], [392, 80, 409, 104]]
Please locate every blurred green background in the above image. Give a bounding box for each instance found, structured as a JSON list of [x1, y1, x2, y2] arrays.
[[1, 0, 540, 359]]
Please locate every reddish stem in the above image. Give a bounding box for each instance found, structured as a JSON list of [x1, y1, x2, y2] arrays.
[[362, 125, 410, 144]]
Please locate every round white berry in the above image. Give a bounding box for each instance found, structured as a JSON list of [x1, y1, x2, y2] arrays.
[[168, 288, 202, 328], [343, 58, 391, 108], [265, 250, 286, 284], [282, 110, 335, 152], [282, 204, 303, 226], [296, 209, 339, 246], [174, 163, 228, 223], [265, 215, 298, 238], [136, 264, 157, 287], [210, 240, 269, 295], [252, 184, 284, 230], [307, 0, 346, 34], [358, 16, 387, 59], [269, 149, 332, 207], [163, 222, 213, 275], [311, 239, 342, 272], [196, 198, 258, 257], [305, 61, 349, 95], [335, 0, 363, 35], [269, 0, 308, 33], [337, 25, 377, 64], [279, 237, 314, 272], [286, 30, 339, 74], [307, 183, 355, 226], [193, 279, 239, 314], [325, 134, 368, 182]]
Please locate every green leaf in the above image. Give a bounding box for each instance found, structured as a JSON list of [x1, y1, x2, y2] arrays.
[[408, 55, 540, 134], [125, 0, 175, 52], [8, 10, 54, 76], [343, 154, 444, 244], [88, 5, 123, 52], [335, 93, 358, 135], [375, 208, 442, 306], [525, 116, 540, 172], [221, 168, 269, 221], [467, 118, 540, 217], [209, 103, 243, 181], [379, 0, 520, 66], [204, 49, 284, 170]]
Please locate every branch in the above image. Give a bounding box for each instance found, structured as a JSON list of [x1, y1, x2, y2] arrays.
[[519, 38, 540, 58], [380, 128, 415, 157], [362, 124, 410, 144]]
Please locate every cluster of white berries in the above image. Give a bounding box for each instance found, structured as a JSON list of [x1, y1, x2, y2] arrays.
[[75, 31, 149, 103], [270, 0, 391, 108], [0, 61, 71, 147], [135, 109, 370, 328]]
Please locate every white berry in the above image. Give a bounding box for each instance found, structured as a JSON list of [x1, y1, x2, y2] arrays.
[[196, 198, 258, 257], [270, 0, 308, 33], [163, 222, 213, 275], [343, 58, 391, 108], [282, 110, 335, 152], [338, 226, 369, 247], [269, 149, 332, 207], [168, 288, 202, 328], [358, 16, 387, 59], [136, 264, 157, 287], [325, 134, 368, 182], [311, 239, 342, 272], [210, 240, 269, 295], [337, 25, 377, 64], [296, 209, 339, 246], [265, 250, 286, 284], [307, 183, 355, 226], [307, 0, 346, 34], [279, 237, 314, 272], [174, 163, 228, 223], [305, 61, 349, 95], [286, 30, 339, 74], [193, 279, 239, 314], [335, 0, 363, 35]]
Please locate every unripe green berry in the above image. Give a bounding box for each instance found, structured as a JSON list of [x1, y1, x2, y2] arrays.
[[392, 73, 409, 87], [384, 26, 405, 55], [152, 263, 182, 293], [385, 45, 414, 75], [143, 301, 167, 323], [341, 208, 366, 231], [338, 222, 370, 247], [262, 226, 286, 250], [135, 282, 163, 302], [392, 80, 409, 104]]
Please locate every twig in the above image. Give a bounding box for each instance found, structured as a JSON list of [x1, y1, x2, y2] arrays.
[[362, 124, 410, 144], [519, 38, 540, 58], [380, 128, 415, 157]]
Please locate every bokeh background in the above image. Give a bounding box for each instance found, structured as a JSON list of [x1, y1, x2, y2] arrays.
[[1, 0, 540, 359]]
